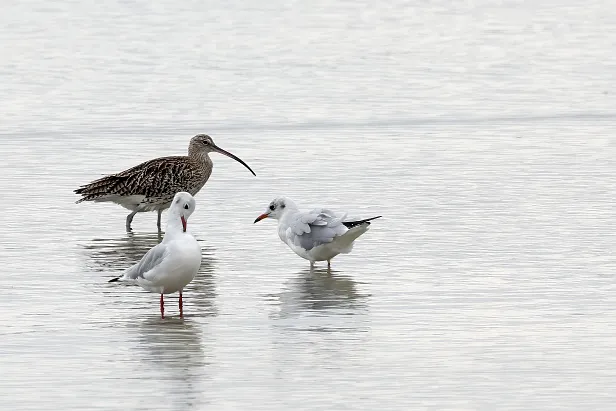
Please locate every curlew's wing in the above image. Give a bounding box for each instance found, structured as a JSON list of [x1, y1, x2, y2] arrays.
[[74, 156, 204, 203], [284, 208, 348, 252]]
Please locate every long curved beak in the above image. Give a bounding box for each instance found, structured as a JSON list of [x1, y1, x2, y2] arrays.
[[253, 213, 269, 224], [211, 144, 256, 176]]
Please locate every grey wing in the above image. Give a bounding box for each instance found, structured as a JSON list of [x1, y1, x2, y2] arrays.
[[286, 209, 348, 251], [310, 208, 347, 221], [122, 243, 168, 280]]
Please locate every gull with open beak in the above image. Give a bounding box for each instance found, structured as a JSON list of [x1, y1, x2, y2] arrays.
[[254, 197, 381, 268], [108, 192, 202, 319]]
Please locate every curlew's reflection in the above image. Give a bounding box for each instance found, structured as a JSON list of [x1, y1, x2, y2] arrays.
[[274, 267, 370, 319], [81, 232, 165, 274], [81, 232, 219, 317]]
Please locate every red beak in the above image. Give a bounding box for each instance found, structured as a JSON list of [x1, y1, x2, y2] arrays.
[[181, 216, 187, 232], [253, 213, 269, 224]]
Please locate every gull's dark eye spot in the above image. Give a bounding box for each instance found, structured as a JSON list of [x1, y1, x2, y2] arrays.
[[269, 204, 275, 211], [184, 204, 190, 210], [281, 203, 285, 209]]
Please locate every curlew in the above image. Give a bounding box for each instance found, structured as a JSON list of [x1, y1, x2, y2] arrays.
[[75, 134, 256, 232], [253, 197, 381, 268]]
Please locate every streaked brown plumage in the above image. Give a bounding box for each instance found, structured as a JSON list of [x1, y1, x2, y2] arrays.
[[75, 134, 256, 232]]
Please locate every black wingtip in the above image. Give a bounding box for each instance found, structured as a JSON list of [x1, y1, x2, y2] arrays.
[[108, 277, 120, 283], [342, 215, 382, 228]]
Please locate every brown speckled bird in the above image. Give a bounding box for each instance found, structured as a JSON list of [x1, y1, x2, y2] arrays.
[[74, 134, 256, 232]]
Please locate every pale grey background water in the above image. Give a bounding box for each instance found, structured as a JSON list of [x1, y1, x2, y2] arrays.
[[1, 0, 615, 410]]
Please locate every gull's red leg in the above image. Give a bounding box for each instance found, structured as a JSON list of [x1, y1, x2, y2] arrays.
[[160, 294, 165, 319], [179, 291, 184, 318]]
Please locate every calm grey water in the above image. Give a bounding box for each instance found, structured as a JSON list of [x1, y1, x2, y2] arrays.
[[1, 1, 616, 410]]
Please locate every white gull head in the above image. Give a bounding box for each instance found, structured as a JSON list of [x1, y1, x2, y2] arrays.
[[168, 191, 196, 233], [253, 197, 298, 222]]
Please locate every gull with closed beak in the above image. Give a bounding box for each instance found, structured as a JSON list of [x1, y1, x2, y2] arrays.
[[254, 197, 381, 268], [108, 192, 202, 319]]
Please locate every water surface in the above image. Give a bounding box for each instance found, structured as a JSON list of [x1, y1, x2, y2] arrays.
[[1, 0, 616, 410]]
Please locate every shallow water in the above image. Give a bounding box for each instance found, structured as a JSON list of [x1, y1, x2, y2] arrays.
[[2, 0, 616, 410]]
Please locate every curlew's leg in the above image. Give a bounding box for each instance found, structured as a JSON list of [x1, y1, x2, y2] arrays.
[[160, 294, 165, 319], [310, 261, 315, 269], [157, 210, 162, 232], [327, 259, 331, 269], [126, 211, 138, 232], [179, 291, 184, 318]]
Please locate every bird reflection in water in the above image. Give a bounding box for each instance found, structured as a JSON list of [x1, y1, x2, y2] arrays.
[[81, 232, 218, 317], [82, 231, 165, 274], [128, 318, 209, 410], [273, 267, 370, 320]]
